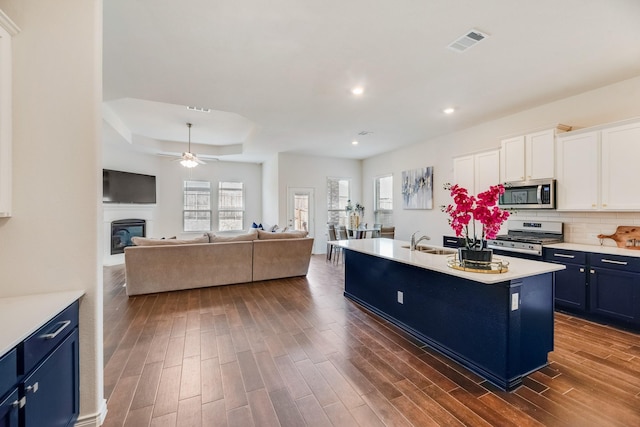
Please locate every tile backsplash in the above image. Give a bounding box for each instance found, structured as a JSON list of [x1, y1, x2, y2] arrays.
[[509, 210, 640, 247]]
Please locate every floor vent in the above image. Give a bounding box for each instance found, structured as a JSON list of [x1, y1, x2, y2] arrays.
[[447, 29, 489, 52]]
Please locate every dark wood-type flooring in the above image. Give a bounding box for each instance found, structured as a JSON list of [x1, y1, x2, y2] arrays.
[[102, 255, 640, 426]]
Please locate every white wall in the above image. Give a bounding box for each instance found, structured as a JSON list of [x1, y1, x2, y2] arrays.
[[156, 159, 262, 237], [261, 154, 279, 226], [0, 0, 104, 425], [277, 153, 362, 253], [363, 75, 640, 245], [102, 142, 363, 256], [103, 135, 263, 241]]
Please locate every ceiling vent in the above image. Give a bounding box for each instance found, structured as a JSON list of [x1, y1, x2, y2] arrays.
[[187, 106, 211, 113], [447, 29, 489, 53]]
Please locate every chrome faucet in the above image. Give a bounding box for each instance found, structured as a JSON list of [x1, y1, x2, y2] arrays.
[[410, 231, 431, 250]]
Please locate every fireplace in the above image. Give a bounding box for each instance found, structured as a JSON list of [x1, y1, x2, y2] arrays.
[[111, 219, 146, 255]]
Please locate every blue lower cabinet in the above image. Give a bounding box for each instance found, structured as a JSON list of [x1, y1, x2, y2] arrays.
[[0, 389, 19, 427], [543, 249, 588, 311], [589, 267, 640, 326], [553, 263, 587, 310], [0, 300, 80, 427], [544, 249, 640, 330], [588, 253, 640, 328], [22, 328, 79, 427], [0, 350, 17, 404]]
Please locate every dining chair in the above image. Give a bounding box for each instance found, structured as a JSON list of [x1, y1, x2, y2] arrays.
[[355, 223, 368, 239], [380, 226, 395, 239], [336, 225, 349, 240], [326, 224, 337, 261], [334, 225, 349, 264]]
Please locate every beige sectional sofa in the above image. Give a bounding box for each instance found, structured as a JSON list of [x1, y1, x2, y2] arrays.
[[124, 230, 314, 296]]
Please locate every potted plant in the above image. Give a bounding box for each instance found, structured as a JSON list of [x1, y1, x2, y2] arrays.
[[345, 200, 365, 229], [345, 200, 364, 215], [442, 183, 510, 265]]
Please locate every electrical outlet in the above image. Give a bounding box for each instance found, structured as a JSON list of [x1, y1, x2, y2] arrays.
[[511, 293, 519, 311], [397, 291, 404, 304]]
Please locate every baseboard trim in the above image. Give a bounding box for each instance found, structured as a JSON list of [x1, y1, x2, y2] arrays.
[[75, 399, 108, 427]]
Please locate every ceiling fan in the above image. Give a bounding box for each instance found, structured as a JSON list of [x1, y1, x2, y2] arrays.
[[180, 122, 205, 168]]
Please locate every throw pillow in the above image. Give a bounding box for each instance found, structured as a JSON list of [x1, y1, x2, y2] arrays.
[[208, 229, 258, 242]]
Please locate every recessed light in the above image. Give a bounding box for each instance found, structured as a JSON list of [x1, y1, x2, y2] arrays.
[[352, 140, 359, 145], [443, 107, 455, 114], [351, 86, 364, 95]]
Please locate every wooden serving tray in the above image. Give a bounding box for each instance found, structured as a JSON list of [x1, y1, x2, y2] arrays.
[[597, 226, 640, 250]]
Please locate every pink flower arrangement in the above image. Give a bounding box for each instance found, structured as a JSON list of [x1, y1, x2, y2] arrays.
[[442, 183, 510, 249]]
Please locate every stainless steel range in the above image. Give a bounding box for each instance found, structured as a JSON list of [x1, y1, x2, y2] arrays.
[[486, 220, 563, 259]]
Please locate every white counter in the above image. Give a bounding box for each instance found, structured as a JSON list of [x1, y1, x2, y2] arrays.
[[335, 239, 564, 285], [546, 242, 640, 258], [0, 290, 85, 356]]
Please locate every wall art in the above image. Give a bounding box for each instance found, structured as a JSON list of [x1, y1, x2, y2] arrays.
[[401, 166, 433, 209]]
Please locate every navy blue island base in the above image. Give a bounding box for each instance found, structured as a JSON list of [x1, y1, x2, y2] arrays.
[[343, 249, 554, 391]]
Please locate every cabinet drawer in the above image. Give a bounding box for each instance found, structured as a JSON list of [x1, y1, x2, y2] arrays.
[[543, 248, 586, 265], [22, 301, 78, 374], [588, 253, 640, 273], [0, 349, 17, 400], [443, 236, 464, 248]]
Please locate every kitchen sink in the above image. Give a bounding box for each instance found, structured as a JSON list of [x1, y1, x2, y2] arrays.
[[400, 245, 456, 255]]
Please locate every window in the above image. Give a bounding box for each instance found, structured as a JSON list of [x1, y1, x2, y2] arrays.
[[183, 180, 212, 232], [374, 174, 393, 225], [218, 181, 244, 230], [327, 177, 350, 226]]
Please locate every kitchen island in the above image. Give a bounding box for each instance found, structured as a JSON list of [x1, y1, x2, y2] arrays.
[[335, 238, 565, 391]]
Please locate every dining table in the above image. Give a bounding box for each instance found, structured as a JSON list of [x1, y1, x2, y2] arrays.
[[347, 226, 379, 239]]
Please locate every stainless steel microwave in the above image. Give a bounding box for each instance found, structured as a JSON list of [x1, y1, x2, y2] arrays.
[[499, 179, 556, 209]]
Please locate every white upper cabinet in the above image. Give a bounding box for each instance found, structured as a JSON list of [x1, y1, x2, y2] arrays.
[[525, 129, 556, 180], [453, 149, 501, 195], [453, 154, 475, 193], [501, 127, 568, 183], [556, 131, 599, 210], [601, 121, 640, 210], [474, 149, 501, 192], [501, 136, 526, 182], [0, 15, 18, 218], [556, 118, 640, 211]]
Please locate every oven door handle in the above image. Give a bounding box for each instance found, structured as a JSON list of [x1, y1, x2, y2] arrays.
[[486, 244, 541, 257]]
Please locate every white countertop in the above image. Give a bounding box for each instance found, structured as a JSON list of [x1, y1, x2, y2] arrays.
[[335, 239, 564, 285], [0, 290, 85, 356], [546, 242, 640, 258]]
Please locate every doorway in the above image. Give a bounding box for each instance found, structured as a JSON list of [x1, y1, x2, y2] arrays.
[[287, 187, 315, 238]]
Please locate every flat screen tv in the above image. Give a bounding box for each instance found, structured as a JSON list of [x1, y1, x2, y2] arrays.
[[103, 169, 156, 204]]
